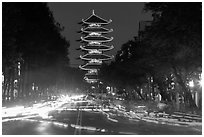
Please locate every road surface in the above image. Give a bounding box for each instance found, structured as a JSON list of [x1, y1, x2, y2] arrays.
[[2, 96, 202, 135]]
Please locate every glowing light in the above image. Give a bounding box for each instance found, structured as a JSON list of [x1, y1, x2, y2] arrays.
[[2, 106, 24, 117], [189, 80, 194, 88], [89, 32, 101, 36], [198, 74, 202, 88], [199, 79, 202, 87], [101, 129, 106, 132]]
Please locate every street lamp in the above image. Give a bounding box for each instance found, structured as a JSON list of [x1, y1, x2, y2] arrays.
[[198, 73, 202, 88], [189, 80, 194, 88], [198, 78, 202, 88]]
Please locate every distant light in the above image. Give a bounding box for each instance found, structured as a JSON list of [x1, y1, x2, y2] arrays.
[[106, 86, 110, 91], [189, 80, 194, 88], [101, 129, 106, 132], [199, 78, 202, 88], [91, 86, 95, 89]]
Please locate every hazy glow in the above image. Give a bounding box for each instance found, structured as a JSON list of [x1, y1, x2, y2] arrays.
[[2, 106, 24, 117], [189, 80, 194, 87], [199, 79, 202, 87], [199, 74, 202, 88]]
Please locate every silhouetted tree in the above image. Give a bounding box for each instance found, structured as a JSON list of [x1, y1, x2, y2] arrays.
[[2, 2, 70, 102], [144, 2, 202, 108]]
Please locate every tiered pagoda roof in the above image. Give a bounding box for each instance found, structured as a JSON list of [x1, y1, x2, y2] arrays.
[[84, 78, 98, 83], [80, 45, 114, 51], [78, 10, 113, 84], [81, 36, 113, 43], [81, 27, 113, 34], [79, 63, 101, 70], [85, 74, 98, 80], [80, 53, 113, 60], [82, 10, 112, 25]]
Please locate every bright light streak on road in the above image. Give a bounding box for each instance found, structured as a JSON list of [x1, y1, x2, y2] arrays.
[[70, 95, 85, 100], [2, 106, 24, 117]]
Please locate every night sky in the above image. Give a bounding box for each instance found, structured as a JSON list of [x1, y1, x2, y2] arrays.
[[48, 2, 152, 67]]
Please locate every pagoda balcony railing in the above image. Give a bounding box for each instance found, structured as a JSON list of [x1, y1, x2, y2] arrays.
[[82, 19, 112, 25], [80, 54, 113, 61], [86, 71, 98, 75], [88, 69, 98, 74], [88, 49, 102, 54], [85, 75, 98, 80], [89, 24, 101, 27], [80, 45, 114, 51], [89, 32, 101, 36], [81, 36, 113, 43], [84, 78, 98, 83], [81, 27, 113, 34], [89, 59, 102, 64], [79, 63, 101, 70]]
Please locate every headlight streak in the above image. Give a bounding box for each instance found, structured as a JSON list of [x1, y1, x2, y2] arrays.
[[2, 94, 123, 134], [2, 95, 86, 120]]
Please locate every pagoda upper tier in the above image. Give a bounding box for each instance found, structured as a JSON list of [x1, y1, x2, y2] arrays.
[[84, 78, 98, 83], [79, 63, 101, 70], [80, 44, 114, 51], [82, 10, 112, 25], [80, 53, 113, 61], [81, 27, 113, 34], [81, 35, 113, 43], [85, 74, 98, 80]]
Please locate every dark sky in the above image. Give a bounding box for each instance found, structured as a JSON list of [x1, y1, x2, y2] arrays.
[[48, 2, 152, 67]]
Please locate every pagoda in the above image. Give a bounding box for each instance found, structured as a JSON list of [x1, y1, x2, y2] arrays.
[[78, 10, 114, 84]]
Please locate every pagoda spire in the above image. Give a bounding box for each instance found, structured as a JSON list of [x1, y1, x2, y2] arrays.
[[92, 9, 95, 15]]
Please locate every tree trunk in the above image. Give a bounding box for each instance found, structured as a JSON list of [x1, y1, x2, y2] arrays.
[[2, 71, 8, 102], [134, 87, 145, 100], [22, 61, 30, 99], [6, 72, 12, 101], [173, 66, 197, 108], [10, 70, 15, 101]]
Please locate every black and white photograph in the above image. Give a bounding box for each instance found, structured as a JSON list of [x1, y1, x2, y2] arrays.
[[2, 1, 202, 135]]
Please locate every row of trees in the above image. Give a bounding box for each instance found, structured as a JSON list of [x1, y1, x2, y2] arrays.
[[99, 3, 202, 110], [2, 3, 85, 103]]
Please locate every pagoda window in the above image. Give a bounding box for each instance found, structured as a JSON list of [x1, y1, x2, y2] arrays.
[[89, 41, 101, 45], [90, 59, 102, 63], [89, 49, 102, 54], [88, 71, 98, 75], [89, 24, 101, 27], [89, 69, 98, 73], [89, 32, 101, 36]]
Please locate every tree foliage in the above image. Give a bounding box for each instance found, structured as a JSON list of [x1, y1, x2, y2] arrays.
[[100, 2, 202, 109], [2, 2, 81, 102]]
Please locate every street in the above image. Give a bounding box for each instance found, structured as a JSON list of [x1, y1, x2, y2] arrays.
[[2, 95, 201, 135]]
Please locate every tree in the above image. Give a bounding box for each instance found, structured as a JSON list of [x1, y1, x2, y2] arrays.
[[100, 38, 154, 100], [143, 2, 202, 108], [2, 2, 70, 102]]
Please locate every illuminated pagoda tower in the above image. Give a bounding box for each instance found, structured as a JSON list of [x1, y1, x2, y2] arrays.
[[78, 10, 114, 83]]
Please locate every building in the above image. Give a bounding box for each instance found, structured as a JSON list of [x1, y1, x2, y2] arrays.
[[78, 10, 114, 84]]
